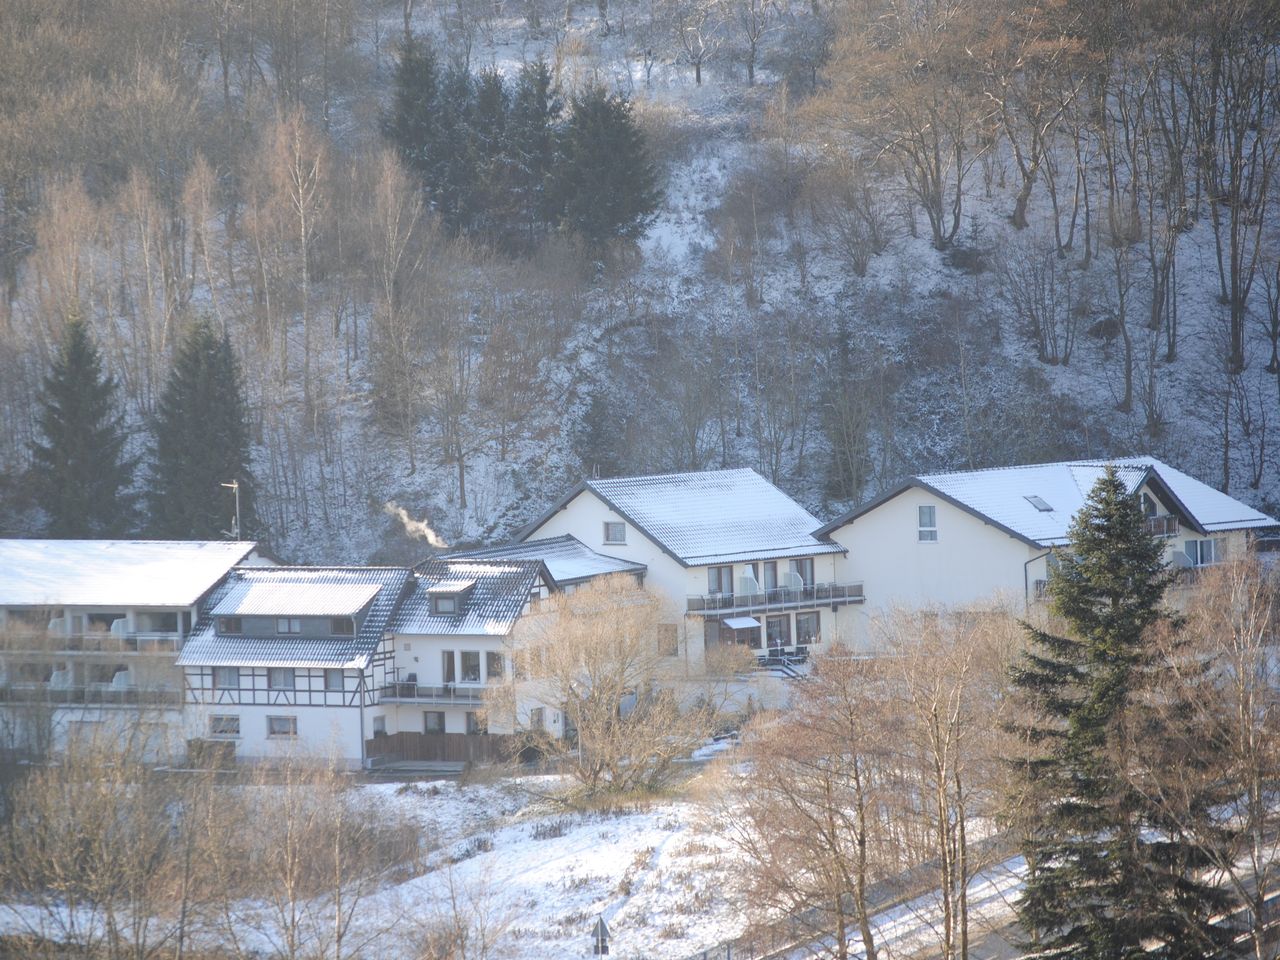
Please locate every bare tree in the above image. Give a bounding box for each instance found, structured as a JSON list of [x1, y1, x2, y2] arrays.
[[514, 575, 732, 802]]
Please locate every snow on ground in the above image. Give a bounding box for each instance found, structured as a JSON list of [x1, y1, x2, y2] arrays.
[[355, 774, 748, 959]]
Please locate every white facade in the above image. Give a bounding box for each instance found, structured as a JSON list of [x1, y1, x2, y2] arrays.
[[522, 486, 862, 664]]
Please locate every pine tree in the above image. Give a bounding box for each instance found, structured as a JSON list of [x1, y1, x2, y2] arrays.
[[471, 68, 513, 239], [383, 35, 441, 188], [553, 87, 661, 253], [30, 317, 138, 538], [150, 319, 255, 540], [507, 60, 561, 249], [1010, 466, 1232, 959]]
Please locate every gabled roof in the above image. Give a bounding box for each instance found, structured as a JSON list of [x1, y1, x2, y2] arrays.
[[817, 456, 1279, 547], [446, 534, 647, 586], [392, 559, 551, 637], [178, 566, 414, 669], [521, 469, 845, 568], [0, 539, 260, 609]]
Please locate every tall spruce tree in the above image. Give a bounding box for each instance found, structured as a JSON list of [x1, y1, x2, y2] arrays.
[[383, 35, 441, 188], [507, 60, 561, 248], [553, 87, 661, 252], [1010, 466, 1232, 959], [30, 317, 138, 537], [150, 319, 255, 540]]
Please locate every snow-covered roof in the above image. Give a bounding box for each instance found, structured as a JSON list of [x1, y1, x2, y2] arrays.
[[392, 559, 548, 637], [0, 539, 259, 609], [523, 469, 845, 568], [818, 456, 1279, 547], [210, 581, 380, 618], [446, 535, 647, 586], [178, 566, 413, 669]]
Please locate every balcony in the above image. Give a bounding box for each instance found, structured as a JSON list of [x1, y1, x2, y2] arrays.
[[0, 683, 182, 707], [378, 683, 489, 706], [1144, 515, 1179, 537], [1, 632, 183, 655], [687, 581, 865, 617]]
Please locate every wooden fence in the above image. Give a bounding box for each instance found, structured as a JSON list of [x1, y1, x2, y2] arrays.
[[366, 731, 516, 765]]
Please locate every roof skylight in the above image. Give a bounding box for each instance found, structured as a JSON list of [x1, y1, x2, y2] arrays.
[[1025, 495, 1054, 512]]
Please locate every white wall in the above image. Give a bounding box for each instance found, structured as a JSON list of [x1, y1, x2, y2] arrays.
[[184, 701, 367, 768], [828, 488, 1044, 648], [525, 490, 855, 661]]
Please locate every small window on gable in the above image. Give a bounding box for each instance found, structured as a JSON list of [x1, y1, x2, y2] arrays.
[[219, 617, 243, 635], [603, 521, 626, 544], [1141, 492, 1158, 517], [918, 505, 938, 542], [330, 617, 355, 636]]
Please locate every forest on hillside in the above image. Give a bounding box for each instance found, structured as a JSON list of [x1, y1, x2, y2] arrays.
[[0, 0, 1277, 560]]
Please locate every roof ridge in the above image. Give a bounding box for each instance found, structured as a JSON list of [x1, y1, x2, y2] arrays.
[[918, 456, 1155, 479]]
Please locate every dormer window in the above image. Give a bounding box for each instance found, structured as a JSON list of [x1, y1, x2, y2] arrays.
[[276, 618, 301, 634], [603, 521, 626, 544], [330, 617, 355, 636], [426, 578, 475, 616], [219, 617, 243, 635]]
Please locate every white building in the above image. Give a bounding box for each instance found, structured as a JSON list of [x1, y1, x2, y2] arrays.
[[0, 539, 265, 758], [378, 558, 558, 760], [518, 469, 862, 667], [177, 565, 414, 768], [447, 533, 647, 593], [818, 456, 1280, 646]]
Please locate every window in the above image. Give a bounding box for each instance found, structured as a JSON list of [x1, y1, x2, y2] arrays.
[[88, 613, 126, 632], [795, 612, 820, 645], [461, 651, 481, 683], [1024, 495, 1054, 513], [324, 669, 344, 692], [138, 611, 178, 633], [918, 505, 938, 542], [707, 565, 733, 595], [529, 707, 545, 730], [603, 521, 626, 544], [209, 715, 240, 738], [432, 595, 458, 615], [657, 623, 679, 657], [1185, 539, 1226, 567], [330, 617, 355, 636], [213, 666, 240, 690], [266, 715, 297, 738], [466, 711, 487, 735], [766, 615, 791, 648], [789, 558, 815, 587], [372, 715, 386, 737], [424, 711, 446, 733], [761, 561, 778, 590], [1141, 492, 1158, 517], [276, 618, 301, 634], [219, 617, 243, 635], [703, 619, 721, 649], [268, 667, 295, 690], [486, 651, 505, 681]]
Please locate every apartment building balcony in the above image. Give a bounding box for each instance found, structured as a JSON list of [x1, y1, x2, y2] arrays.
[[1, 632, 183, 655], [378, 683, 490, 706], [1144, 515, 1179, 537], [687, 581, 865, 617], [0, 683, 182, 707]]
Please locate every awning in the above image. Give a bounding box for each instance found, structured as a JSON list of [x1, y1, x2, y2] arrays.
[[723, 616, 761, 630]]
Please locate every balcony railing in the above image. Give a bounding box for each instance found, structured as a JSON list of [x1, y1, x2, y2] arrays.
[[687, 581, 865, 615], [0, 683, 182, 707], [1, 632, 183, 655], [378, 683, 489, 705], [1144, 515, 1179, 537]]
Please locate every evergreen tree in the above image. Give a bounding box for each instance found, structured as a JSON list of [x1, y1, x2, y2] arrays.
[[383, 35, 441, 187], [507, 60, 561, 248], [150, 319, 255, 540], [472, 68, 513, 239], [553, 87, 661, 253], [30, 317, 138, 537], [433, 64, 478, 233], [1010, 466, 1232, 959]]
